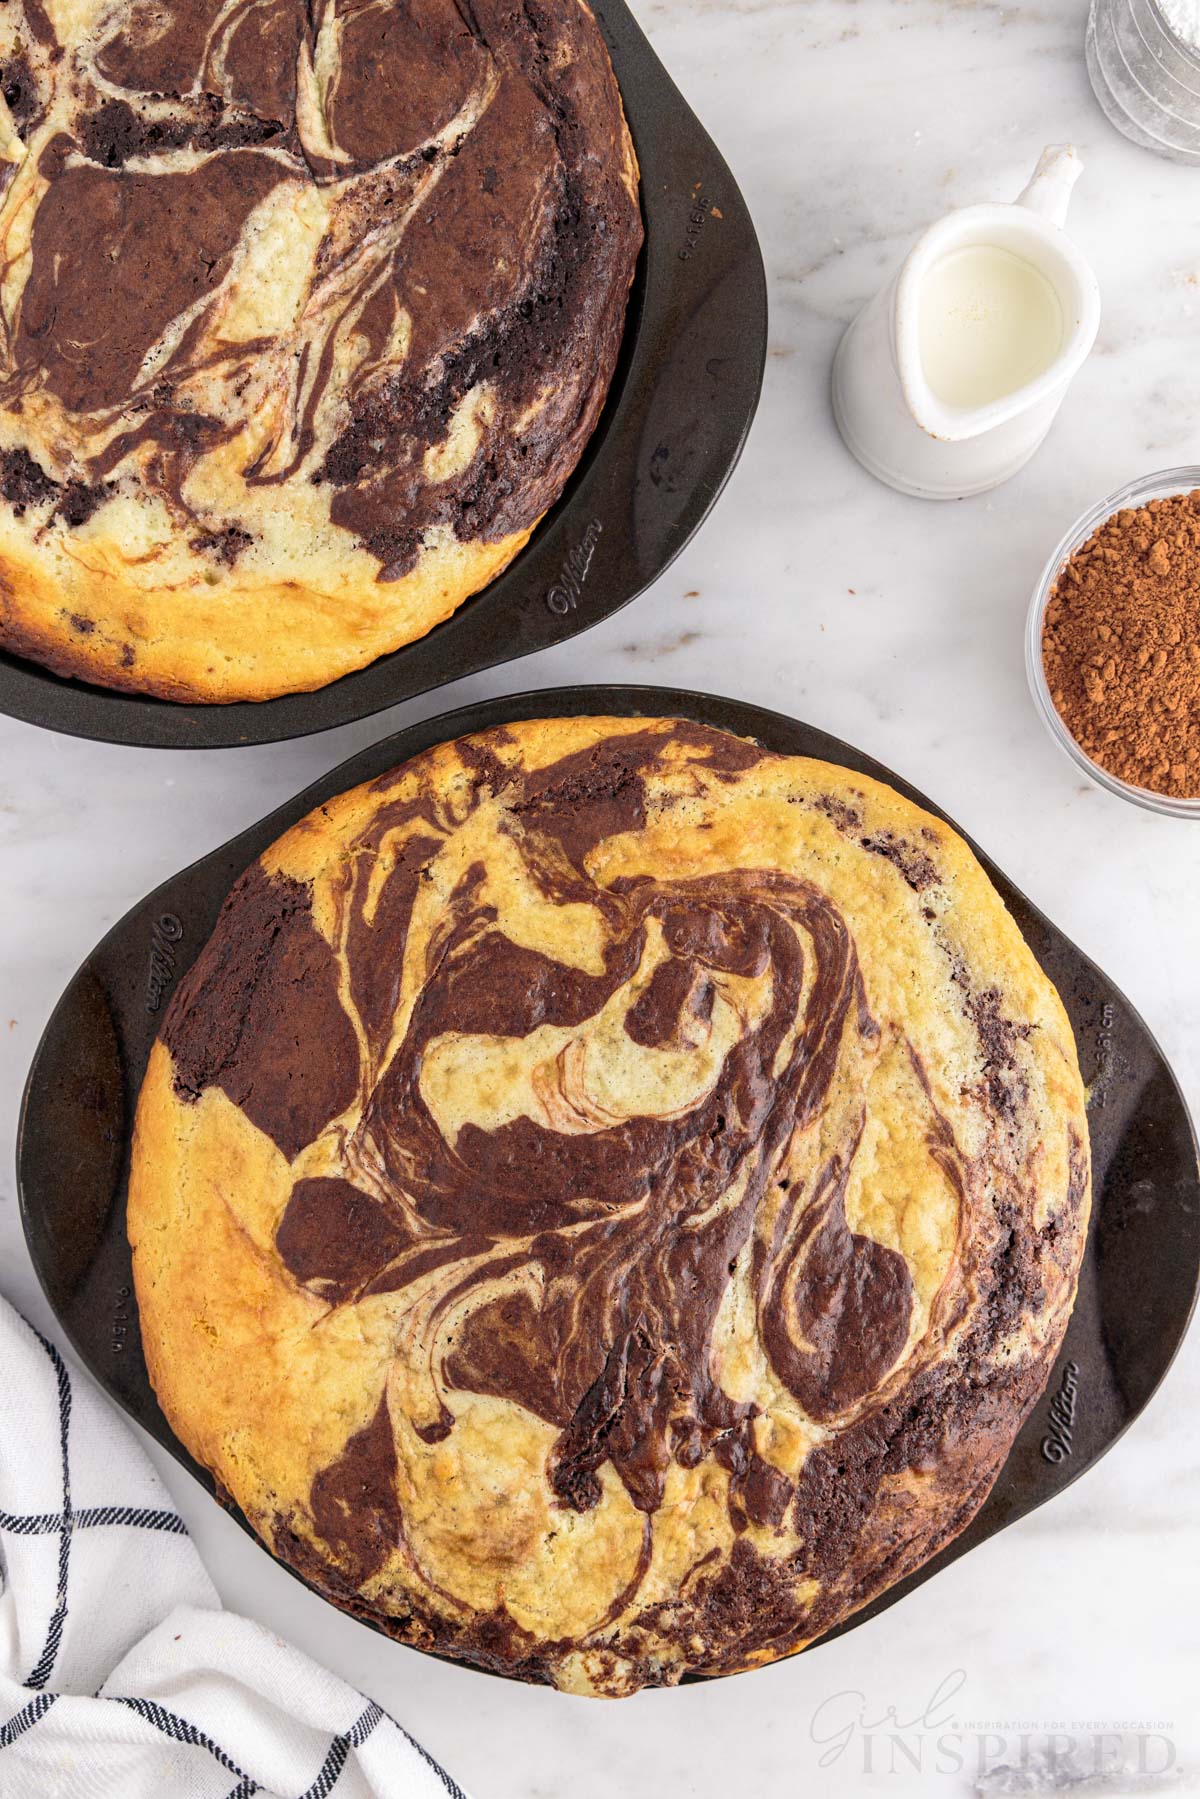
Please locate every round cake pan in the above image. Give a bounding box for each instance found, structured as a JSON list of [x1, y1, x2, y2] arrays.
[[0, 6, 767, 750], [18, 686, 1200, 1678]]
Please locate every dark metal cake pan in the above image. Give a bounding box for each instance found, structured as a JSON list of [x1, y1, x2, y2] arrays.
[[18, 686, 1200, 1676], [0, 9, 766, 751]]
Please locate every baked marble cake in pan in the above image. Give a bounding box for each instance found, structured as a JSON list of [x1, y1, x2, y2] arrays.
[[0, 0, 641, 702], [129, 718, 1090, 1695]]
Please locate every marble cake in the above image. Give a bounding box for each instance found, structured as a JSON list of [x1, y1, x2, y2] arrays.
[[128, 717, 1091, 1694], [0, 0, 641, 701]]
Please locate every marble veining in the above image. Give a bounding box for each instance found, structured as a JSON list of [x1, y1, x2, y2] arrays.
[[1, 0, 1198, 1791]]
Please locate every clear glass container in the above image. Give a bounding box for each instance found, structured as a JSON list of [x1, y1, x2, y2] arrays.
[[1026, 467, 1200, 818], [1087, 0, 1200, 163]]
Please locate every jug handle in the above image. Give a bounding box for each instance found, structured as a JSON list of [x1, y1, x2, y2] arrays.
[[1016, 145, 1082, 228]]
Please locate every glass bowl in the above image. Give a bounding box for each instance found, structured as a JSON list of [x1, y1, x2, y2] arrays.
[[1087, 0, 1200, 164], [1025, 466, 1200, 818]]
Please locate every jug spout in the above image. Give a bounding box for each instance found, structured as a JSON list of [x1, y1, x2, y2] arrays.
[[1016, 145, 1083, 228]]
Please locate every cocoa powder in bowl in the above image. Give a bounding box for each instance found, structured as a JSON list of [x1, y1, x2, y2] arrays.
[[1041, 489, 1200, 800]]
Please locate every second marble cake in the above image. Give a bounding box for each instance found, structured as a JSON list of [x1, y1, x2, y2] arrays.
[[128, 717, 1091, 1693], [0, 0, 641, 700]]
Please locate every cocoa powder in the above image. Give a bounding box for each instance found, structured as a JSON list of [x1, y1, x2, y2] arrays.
[[1041, 490, 1200, 799]]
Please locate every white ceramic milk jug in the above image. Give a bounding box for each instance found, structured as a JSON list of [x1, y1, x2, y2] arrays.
[[831, 147, 1101, 500]]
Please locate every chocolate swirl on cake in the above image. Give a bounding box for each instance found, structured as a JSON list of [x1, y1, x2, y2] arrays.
[[0, 0, 641, 699], [129, 718, 1091, 1694]]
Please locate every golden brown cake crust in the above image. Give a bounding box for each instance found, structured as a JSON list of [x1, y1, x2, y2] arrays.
[[128, 718, 1091, 1693], [0, 0, 641, 701]]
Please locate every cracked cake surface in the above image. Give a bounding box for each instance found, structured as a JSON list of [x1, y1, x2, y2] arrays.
[[0, 0, 641, 700], [128, 717, 1091, 1694]]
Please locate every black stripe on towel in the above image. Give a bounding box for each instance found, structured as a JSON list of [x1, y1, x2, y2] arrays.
[[24, 1333, 73, 1690], [295, 1703, 383, 1799], [112, 1695, 252, 1782], [296, 1730, 351, 1799], [381, 1702, 469, 1799], [0, 1693, 57, 1747], [348, 1701, 383, 1746], [0, 1505, 186, 1536]]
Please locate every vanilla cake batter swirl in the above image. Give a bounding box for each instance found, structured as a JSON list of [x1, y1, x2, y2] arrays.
[[129, 718, 1091, 1694], [0, 0, 641, 699]]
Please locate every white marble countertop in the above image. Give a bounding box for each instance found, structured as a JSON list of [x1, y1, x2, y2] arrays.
[[3, 0, 1199, 1792]]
